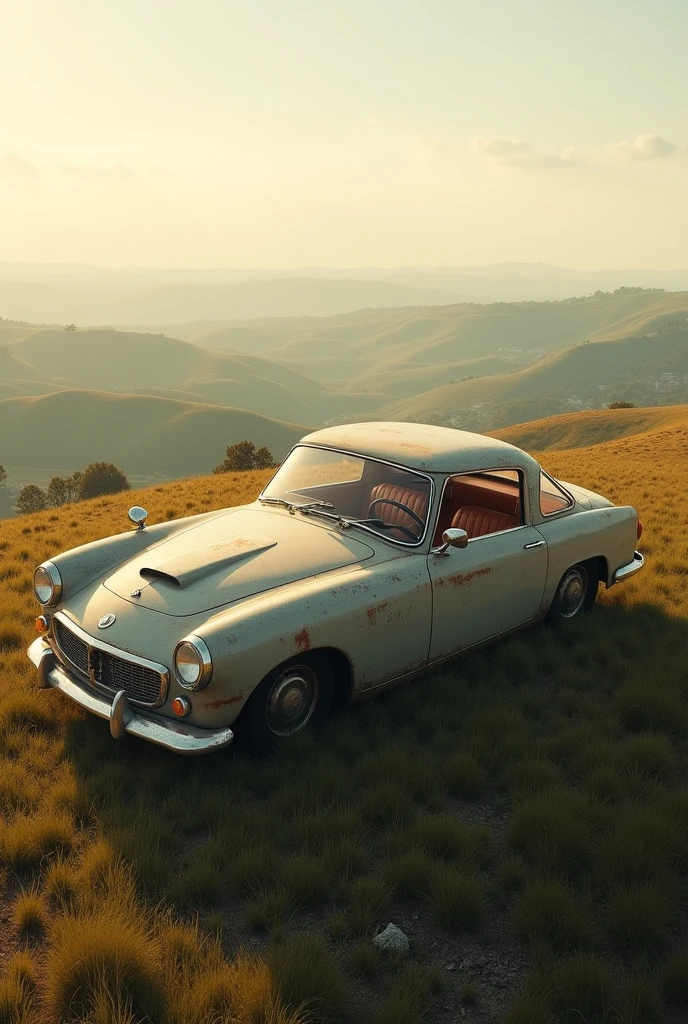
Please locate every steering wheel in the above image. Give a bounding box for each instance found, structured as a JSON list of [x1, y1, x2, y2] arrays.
[[367, 497, 424, 542]]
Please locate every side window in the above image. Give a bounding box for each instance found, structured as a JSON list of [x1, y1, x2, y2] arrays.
[[434, 469, 523, 543], [539, 471, 573, 515]]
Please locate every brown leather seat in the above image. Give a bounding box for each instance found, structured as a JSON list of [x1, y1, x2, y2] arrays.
[[369, 483, 429, 539], [451, 505, 516, 539]]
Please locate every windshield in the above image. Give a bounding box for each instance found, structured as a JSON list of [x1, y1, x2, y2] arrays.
[[261, 445, 432, 545]]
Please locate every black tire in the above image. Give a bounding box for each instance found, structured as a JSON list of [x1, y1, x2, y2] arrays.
[[238, 652, 334, 755], [547, 562, 599, 625]]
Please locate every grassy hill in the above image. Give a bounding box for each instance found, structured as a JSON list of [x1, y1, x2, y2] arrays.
[[0, 390, 304, 480], [186, 291, 688, 396], [2, 406, 688, 1022], [387, 321, 688, 425], [493, 403, 688, 452], [0, 329, 384, 424]]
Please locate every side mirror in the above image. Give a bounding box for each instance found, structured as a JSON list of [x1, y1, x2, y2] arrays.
[[432, 527, 469, 555], [128, 506, 148, 530]]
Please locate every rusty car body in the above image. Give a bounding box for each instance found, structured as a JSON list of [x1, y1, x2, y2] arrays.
[[28, 422, 644, 754]]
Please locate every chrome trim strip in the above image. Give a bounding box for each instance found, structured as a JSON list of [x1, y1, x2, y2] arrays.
[[27, 639, 233, 755], [174, 634, 213, 691], [613, 551, 644, 582], [539, 469, 575, 518], [53, 611, 170, 708], [432, 466, 528, 544], [259, 443, 435, 549], [34, 560, 63, 607]]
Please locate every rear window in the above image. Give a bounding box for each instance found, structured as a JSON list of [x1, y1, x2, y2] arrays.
[[540, 471, 574, 515]]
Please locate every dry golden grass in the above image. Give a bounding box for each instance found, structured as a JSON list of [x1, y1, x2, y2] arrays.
[[2, 407, 688, 1021]]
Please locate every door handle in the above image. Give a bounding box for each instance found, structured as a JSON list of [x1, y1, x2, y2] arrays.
[[523, 540, 546, 549]]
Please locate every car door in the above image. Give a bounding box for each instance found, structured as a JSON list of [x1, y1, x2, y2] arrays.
[[427, 471, 548, 663]]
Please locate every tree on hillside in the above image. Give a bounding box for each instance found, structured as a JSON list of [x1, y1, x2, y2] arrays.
[[0, 465, 6, 488], [608, 401, 636, 409], [16, 484, 48, 515], [47, 471, 83, 507], [79, 463, 130, 499], [213, 441, 276, 473], [64, 323, 77, 331]]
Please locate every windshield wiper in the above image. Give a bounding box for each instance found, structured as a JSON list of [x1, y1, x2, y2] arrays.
[[258, 496, 336, 514]]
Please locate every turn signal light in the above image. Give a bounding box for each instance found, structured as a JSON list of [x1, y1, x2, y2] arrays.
[[35, 615, 50, 634], [172, 696, 191, 717], [637, 520, 643, 540]]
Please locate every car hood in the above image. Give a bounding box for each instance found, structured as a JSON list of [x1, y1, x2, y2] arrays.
[[103, 505, 375, 616]]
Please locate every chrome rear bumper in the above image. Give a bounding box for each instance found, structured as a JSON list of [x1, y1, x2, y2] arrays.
[[613, 551, 644, 583], [28, 638, 233, 755]]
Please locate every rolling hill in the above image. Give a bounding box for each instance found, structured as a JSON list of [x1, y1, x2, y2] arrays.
[[0, 329, 384, 424], [387, 320, 688, 426], [185, 289, 688, 397], [0, 390, 304, 480]]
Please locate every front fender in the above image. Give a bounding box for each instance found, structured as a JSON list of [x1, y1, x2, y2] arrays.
[[194, 554, 433, 725]]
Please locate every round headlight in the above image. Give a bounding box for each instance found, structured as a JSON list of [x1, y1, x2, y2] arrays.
[[174, 636, 212, 691], [33, 562, 62, 607]]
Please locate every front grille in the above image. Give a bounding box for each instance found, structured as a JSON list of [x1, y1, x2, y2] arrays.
[[53, 617, 165, 707]]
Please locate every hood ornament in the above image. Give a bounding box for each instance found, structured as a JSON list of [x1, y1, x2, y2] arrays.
[[98, 613, 116, 629]]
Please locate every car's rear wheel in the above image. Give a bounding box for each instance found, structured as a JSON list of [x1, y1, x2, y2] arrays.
[[547, 562, 599, 624], [239, 652, 334, 755]]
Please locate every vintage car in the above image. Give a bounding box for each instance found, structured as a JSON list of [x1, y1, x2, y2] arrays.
[[28, 422, 644, 755]]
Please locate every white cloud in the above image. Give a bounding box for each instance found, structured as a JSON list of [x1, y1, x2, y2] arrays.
[[605, 133, 679, 160], [407, 134, 454, 155], [469, 136, 578, 168]]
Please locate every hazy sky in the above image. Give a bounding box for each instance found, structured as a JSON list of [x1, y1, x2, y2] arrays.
[[2, 0, 687, 269]]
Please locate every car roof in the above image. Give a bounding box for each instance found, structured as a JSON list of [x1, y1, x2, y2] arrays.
[[299, 421, 539, 474]]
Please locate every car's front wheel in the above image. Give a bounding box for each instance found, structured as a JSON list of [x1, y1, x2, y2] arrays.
[[547, 562, 599, 624], [239, 652, 334, 754]]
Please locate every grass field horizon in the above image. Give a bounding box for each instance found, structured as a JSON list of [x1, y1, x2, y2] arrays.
[[2, 405, 688, 1022]]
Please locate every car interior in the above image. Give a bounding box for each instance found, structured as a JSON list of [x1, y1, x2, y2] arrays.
[[282, 456, 527, 546]]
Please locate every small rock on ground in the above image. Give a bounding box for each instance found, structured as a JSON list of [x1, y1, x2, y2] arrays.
[[373, 923, 410, 955]]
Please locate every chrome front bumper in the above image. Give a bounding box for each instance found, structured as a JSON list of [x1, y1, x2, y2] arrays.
[[613, 550, 645, 583], [28, 638, 234, 755]]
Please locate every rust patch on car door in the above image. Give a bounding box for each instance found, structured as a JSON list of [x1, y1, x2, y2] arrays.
[[437, 567, 492, 588]]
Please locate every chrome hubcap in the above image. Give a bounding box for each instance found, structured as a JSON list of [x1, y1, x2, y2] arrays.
[[266, 667, 318, 737], [557, 567, 587, 618]]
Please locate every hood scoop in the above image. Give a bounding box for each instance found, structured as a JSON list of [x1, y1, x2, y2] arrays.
[[138, 535, 277, 590]]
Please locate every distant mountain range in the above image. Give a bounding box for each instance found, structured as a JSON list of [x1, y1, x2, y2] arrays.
[[2, 260, 688, 324], [1, 286, 687, 498]]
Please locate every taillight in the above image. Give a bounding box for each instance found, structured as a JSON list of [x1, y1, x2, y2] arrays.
[[637, 519, 643, 541]]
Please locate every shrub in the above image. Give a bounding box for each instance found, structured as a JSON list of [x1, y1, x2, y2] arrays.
[[346, 876, 389, 936], [281, 853, 331, 906], [13, 891, 46, 938], [508, 789, 596, 877], [595, 804, 683, 889], [46, 910, 164, 1021], [15, 485, 47, 515], [662, 951, 688, 1005], [607, 884, 675, 951], [383, 852, 436, 899], [427, 867, 485, 930], [443, 752, 486, 798], [214, 441, 275, 473], [79, 462, 130, 500], [412, 815, 491, 864], [551, 954, 618, 1023], [269, 934, 349, 1021], [512, 879, 593, 953]]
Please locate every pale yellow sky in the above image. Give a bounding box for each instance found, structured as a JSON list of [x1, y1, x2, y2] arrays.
[[2, 0, 687, 269]]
